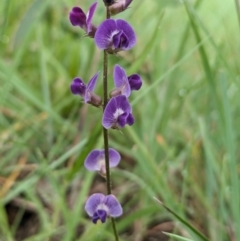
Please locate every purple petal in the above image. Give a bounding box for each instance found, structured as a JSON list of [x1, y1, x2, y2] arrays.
[[85, 193, 105, 217], [112, 30, 129, 49], [108, 148, 121, 167], [84, 71, 100, 103], [69, 7, 87, 29], [102, 95, 132, 129], [92, 210, 107, 224], [84, 149, 102, 171], [112, 30, 122, 48], [104, 195, 123, 217], [84, 148, 120, 172], [118, 112, 129, 128], [114, 65, 131, 97], [86, 71, 100, 92], [70, 78, 86, 96], [94, 19, 117, 49], [116, 19, 136, 50], [102, 97, 118, 129], [94, 19, 136, 52], [126, 113, 134, 125], [116, 95, 132, 113], [128, 74, 142, 91], [117, 112, 134, 127], [86, 2, 98, 34]]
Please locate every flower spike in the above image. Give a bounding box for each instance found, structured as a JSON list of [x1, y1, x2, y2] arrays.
[[85, 193, 123, 224], [94, 19, 136, 54], [69, 2, 98, 37]]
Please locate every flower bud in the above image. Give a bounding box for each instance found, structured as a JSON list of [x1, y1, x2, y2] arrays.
[[69, 3, 98, 38], [109, 88, 122, 97], [109, 0, 133, 15], [87, 92, 102, 107], [87, 25, 97, 38], [103, 0, 116, 6]]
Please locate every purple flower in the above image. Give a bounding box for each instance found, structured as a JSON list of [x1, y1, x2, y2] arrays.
[[85, 193, 122, 224], [70, 72, 102, 107], [110, 64, 142, 97], [69, 2, 98, 37], [102, 95, 134, 129], [94, 19, 136, 54], [84, 148, 121, 176], [109, 0, 133, 15], [112, 64, 131, 97]]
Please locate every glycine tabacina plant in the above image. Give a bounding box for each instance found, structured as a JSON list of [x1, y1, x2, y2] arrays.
[[69, 0, 142, 239]]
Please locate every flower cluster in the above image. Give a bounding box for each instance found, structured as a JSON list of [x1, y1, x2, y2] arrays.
[[69, 1, 142, 226]]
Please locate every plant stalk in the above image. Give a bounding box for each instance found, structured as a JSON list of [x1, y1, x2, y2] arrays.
[[103, 49, 111, 195], [102, 5, 119, 241]]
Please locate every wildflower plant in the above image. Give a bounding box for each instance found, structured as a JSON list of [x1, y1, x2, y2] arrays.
[[69, 0, 142, 240]]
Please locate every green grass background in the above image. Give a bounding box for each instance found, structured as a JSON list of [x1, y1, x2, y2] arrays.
[[0, 0, 240, 240]]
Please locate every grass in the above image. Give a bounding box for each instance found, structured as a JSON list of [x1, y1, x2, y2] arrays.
[[0, 0, 240, 240]]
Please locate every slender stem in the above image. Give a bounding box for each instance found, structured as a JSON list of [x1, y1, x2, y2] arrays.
[[103, 49, 111, 195], [102, 5, 119, 241]]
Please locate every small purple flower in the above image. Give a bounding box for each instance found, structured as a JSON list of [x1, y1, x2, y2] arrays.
[[69, 2, 98, 37], [70, 72, 102, 107], [102, 95, 134, 129], [85, 193, 122, 224], [112, 64, 131, 97], [110, 64, 142, 97], [84, 148, 121, 176], [94, 19, 136, 53], [109, 0, 133, 15]]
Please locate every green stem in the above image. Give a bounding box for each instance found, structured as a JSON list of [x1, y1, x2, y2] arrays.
[[103, 49, 111, 195], [102, 5, 119, 241]]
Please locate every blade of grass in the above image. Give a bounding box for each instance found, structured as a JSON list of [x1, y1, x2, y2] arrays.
[[183, 0, 239, 89], [156, 0, 202, 135], [219, 73, 240, 239], [62, 171, 94, 241], [153, 197, 211, 241], [0, 0, 11, 40], [131, 37, 210, 106], [0, 64, 67, 125], [13, 0, 49, 47], [0, 202, 14, 241], [234, 0, 240, 31], [128, 11, 164, 73], [163, 232, 195, 241], [183, 0, 214, 84], [3, 139, 87, 204], [67, 124, 102, 180]]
